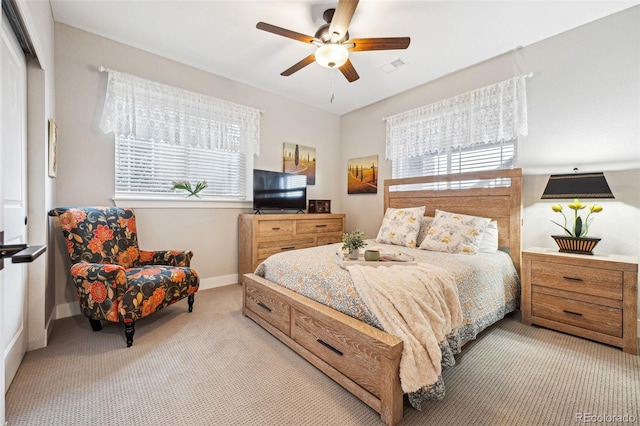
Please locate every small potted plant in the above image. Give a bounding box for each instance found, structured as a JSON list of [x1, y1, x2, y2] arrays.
[[342, 229, 367, 259]]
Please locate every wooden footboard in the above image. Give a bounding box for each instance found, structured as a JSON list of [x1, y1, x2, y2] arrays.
[[242, 273, 404, 426]]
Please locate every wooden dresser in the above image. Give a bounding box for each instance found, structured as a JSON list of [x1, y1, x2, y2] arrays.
[[521, 247, 638, 354], [238, 213, 346, 278]]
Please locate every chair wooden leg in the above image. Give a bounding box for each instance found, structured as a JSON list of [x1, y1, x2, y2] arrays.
[[188, 294, 195, 312], [125, 321, 135, 347], [88, 318, 103, 331]]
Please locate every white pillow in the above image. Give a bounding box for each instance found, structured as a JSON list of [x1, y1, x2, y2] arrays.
[[419, 209, 491, 254], [479, 220, 499, 253], [375, 206, 426, 248]]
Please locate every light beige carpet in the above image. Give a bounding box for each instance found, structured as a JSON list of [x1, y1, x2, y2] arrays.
[[6, 284, 639, 425]]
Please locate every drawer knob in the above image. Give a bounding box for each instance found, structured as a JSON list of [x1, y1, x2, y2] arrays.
[[563, 310, 583, 317], [281, 246, 295, 251], [316, 339, 343, 356], [257, 302, 272, 312], [563, 276, 584, 282], [271, 227, 281, 231], [315, 224, 327, 228]]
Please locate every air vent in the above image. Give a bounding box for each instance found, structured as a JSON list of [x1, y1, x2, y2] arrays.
[[381, 58, 408, 73]]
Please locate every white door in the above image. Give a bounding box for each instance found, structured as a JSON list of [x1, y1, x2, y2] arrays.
[[1, 9, 28, 421]]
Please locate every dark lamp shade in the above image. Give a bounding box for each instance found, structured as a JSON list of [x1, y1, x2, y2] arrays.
[[541, 172, 614, 200]]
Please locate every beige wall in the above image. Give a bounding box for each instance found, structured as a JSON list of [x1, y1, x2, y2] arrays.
[[339, 7, 640, 260], [53, 23, 341, 313]]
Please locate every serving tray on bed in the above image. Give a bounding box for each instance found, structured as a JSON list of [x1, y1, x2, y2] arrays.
[[334, 251, 417, 269]]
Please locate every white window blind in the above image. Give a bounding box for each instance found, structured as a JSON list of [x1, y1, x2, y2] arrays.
[[100, 68, 260, 200], [391, 139, 516, 188], [385, 75, 529, 181]]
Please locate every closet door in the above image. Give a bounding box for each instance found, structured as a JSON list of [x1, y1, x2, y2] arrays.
[[1, 8, 28, 420]]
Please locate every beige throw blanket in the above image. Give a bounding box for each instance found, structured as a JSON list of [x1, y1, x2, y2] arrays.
[[347, 262, 463, 394]]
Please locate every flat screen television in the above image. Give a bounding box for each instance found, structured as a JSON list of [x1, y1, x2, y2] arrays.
[[253, 169, 307, 213]]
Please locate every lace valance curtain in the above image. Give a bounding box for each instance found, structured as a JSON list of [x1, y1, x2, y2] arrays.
[[385, 75, 531, 161], [100, 68, 261, 155]]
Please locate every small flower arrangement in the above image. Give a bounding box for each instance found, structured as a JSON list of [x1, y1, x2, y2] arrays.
[[342, 229, 367, 252], [171, 180, 208, 198], [551, 199, 603, 238]]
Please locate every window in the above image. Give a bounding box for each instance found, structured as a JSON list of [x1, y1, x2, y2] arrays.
[[115, 137, 247, 199], [385, 75, 530, 186], [392, 140, 516, 178], [100, 68, 260, 202]]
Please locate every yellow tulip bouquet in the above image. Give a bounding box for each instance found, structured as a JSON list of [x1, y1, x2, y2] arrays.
[[551, 199, 603, 238]]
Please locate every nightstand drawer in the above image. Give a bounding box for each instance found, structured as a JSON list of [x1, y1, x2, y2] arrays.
[[532, 291, 622, 337], [531, 261, 623, 300]]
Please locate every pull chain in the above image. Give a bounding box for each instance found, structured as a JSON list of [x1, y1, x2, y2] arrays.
[[330, 72, 335, 103]]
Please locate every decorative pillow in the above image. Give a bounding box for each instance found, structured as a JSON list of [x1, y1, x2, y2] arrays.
[[416, 216, 435, 247], [419, 209, 491, 254], [375, 206, 426, 248], [479, 220, 499, 253]]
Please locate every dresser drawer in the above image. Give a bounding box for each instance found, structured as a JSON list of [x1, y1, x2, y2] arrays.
[[257, 220, 294, 238], [532, 291, 622, 337], [257, 237, 316, 262], [531, 261, 623, 300], [245, 280, 291, 335], [291, 309, 382, 398], [297, 218, 344, 235], [317, 232, 343, 246]]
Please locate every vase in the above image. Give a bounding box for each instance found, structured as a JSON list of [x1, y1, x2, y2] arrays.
[[551, 235, 601, 255], [348, 248, 360, 260]]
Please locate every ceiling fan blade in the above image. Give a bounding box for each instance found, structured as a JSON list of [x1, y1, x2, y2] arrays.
[[347, 37, 411, 51], [329, 0, 359, 41], [339, 59, 359, 83], [256, 22, 316, 44], [281, 54, 316, 76]]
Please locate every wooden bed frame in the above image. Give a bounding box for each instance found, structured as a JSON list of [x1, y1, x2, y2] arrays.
[[242, 169, 523, 426]]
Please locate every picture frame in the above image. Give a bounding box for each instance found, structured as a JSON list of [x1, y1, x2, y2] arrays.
[[48, 119, 58, 178], [308, 199, 331, 214], [283, 142, 316, 185], [347, 155, 378, 194]]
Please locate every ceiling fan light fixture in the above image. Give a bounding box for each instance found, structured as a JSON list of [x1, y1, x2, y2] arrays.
[[315, 44, 349, 69]]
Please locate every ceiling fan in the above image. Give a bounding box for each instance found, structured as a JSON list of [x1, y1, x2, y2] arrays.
[[256, 0, 410, 83]]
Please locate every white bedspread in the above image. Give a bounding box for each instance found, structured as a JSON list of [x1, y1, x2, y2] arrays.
[[346, 262, 463, 394]]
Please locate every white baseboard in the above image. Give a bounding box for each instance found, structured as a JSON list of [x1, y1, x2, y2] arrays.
[[198, 273, 239, 291], [56, 300, 81, 319], [55, 273, 239, 320]]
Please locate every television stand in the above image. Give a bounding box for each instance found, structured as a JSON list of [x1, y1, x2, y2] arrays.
[[238, 213, 346, 278]]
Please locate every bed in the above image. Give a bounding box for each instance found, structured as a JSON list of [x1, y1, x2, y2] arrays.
[[242, 168, 523, 425]]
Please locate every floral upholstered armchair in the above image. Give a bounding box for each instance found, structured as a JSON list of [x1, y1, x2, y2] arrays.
[[49, 207, 199, 347]]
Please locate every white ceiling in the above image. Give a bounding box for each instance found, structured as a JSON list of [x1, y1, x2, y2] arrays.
[[50, 1, 638, 115]]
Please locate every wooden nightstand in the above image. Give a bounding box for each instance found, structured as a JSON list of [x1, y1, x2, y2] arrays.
[[522, 247, 638, 355]]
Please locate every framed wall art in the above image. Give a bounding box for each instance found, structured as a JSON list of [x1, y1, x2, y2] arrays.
[[347, 155, 378, 194], [283, 142, 316, 185], [48, 119, 58, 178]]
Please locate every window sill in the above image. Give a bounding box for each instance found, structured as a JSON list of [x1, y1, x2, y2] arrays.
[[113, 196, 253, 209]]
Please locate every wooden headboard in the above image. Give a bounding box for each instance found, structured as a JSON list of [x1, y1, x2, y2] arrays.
[[383, 168, 523, 274]]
